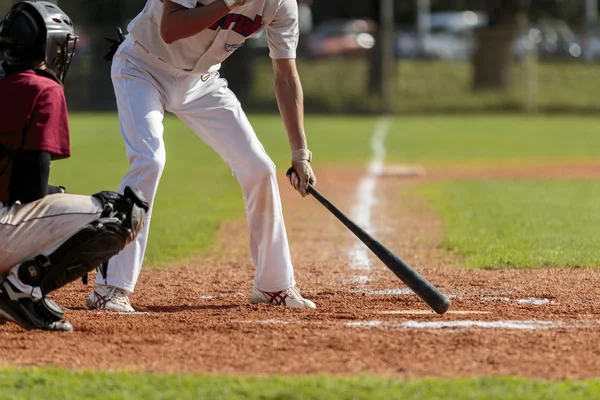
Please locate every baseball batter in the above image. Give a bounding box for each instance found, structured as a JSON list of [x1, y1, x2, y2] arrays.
[[0, 1, 148, 331], [88, 0, 317, 311]]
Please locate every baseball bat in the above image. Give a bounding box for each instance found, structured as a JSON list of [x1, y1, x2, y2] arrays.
[[306, 184, 451, 315]]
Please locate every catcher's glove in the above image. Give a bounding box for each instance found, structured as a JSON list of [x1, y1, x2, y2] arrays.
[[103, 27, 126, 62]]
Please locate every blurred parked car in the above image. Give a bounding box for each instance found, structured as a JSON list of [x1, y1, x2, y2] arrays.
[[304, 19, 376, 59], [421, 11, 488, 61], [248, 19, 376, 59], [576, 26, 600, 62], [513, 20, 582, 61], [395, 28, 422, 59], [397, 14, 581, 63], [395, 11, 487, 61]]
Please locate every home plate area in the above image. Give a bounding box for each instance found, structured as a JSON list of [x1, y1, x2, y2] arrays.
[[3, 168, 600, 379], [2, 257, 600, 379]]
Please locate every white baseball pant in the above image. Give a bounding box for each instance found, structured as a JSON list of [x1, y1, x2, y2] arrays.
[[0, 194, 103, 297], [101, 37, 296, 293]]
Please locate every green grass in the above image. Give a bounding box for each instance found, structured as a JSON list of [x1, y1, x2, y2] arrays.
[[55, 114, 244, 266], [51, 113, 380, 266], [16, 114, 600, 399], [2, 368, 600, 400], [51, 114, 600, 265], [419, 180, 600, 268], [384, 115, 600, 165]]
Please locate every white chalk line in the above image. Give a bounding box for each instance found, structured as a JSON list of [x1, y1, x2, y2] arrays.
[[353, 288, 415, 295], [399, 320, 563, 330], [72, 310, 150, 315], [340, 120, 554, 310], [348, 117, 391, 285], [338, 119, 559, 316], [479, 297, 557, 305], [230, 319, 599, 331], [350, 289, 557, 306], [235, 319, 289, 325], [346, 320, 584, 330]]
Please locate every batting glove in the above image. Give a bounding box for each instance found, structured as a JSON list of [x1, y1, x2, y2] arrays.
[[286, 149, 316, 197], [103, 27, 126, 62]]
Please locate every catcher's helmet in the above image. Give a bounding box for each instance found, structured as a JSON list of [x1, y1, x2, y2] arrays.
[[0, 1, 77, 82]]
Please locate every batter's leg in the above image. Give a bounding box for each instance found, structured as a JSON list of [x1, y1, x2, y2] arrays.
[[173, 77, 295, 293], [92, 54, 166, 296]]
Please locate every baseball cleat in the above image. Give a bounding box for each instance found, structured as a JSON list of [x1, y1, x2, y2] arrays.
[[86, 284, 135, 312], [251, 286, 316, 308], [0, 276, 72, 332]]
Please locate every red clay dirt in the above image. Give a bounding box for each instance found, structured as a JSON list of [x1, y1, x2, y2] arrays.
[[2, 164, 600, 379]]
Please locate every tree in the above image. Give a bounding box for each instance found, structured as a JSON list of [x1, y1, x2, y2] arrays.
[[470, 0, 530, 90], [367, 0, 382, 95]]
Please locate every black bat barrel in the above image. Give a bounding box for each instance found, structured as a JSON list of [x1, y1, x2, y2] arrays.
[[307, 185, 450, 315]]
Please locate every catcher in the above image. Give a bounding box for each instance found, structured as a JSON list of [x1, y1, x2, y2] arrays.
[[0, 0, 148, 331]]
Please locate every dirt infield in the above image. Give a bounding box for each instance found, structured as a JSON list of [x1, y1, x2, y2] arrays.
[[2, 165, 600, 379]]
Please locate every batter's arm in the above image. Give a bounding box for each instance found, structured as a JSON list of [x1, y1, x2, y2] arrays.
[[273, 58, 307, 151], [160, 0, 229, 44], [273, 58, 316, 196]]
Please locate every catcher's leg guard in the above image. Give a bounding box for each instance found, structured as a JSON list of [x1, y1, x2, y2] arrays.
[[0, 276, 72, 331], [16, 186, 148, 295]]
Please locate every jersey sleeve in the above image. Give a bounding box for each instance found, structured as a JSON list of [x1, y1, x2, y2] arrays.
[[266, 0, 299, 59], [8, 151, 51, 205], [168, 0, 197, 8], [24, 84, 70, 160]]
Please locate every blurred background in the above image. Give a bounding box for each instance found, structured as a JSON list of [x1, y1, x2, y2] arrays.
[[1, 0, 599, 114]]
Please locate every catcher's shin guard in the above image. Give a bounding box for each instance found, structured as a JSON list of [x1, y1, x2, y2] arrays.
[[0, 277, 72, 331], [16, 186, 149, 295]]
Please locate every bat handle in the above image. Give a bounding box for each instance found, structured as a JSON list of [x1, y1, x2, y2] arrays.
[[307, 184, 324, 202]]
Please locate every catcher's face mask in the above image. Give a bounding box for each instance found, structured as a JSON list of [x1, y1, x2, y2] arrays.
[[0, 1, 78, 82], [46, 31, 77, 82]]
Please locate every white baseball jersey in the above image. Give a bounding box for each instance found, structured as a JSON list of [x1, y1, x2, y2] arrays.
[[127, 0, 299, 73]]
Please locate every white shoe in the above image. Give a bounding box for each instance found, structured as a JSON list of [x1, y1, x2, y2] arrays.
[[251, 286, 316, 308], [86, 284, 135, 312]]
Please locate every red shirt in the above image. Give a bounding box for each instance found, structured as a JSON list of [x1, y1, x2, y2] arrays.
[[0, 70, 70, 203]]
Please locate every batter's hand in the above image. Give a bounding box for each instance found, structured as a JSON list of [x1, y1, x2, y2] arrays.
[[222, 0, 251, 9], [287, 149, 316, 197]]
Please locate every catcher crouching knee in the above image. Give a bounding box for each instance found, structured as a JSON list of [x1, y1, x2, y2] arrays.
[[0, 1, 148, 331]]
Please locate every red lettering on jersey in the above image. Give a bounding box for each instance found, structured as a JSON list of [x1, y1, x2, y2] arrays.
[[233, 15, 253, 37], [221, 14, 240, 30], [209, 13, 263, 38]]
